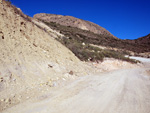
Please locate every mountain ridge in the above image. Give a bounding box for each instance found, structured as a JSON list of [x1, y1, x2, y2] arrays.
[[33, 13, 117, 39], [135, 33, 150, 44]]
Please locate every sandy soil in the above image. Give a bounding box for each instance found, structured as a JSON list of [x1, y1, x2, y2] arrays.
[[1, 57, 150, 113]]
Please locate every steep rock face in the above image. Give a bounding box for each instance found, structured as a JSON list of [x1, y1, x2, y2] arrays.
[[34, 13, 117, 39], [0, 0, 87, 110]]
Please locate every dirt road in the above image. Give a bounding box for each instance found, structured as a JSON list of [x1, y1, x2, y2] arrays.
[[2, 58, 150, 113]]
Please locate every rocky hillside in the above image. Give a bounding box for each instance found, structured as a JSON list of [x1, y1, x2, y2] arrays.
[[0, 0, 89, 111], [34, 13, 117, 39], [134, 33, 150, 45], [35, 20, 149, 61], [34, 14, 150, 56], [125, 33, 150, 58], [124, 33, 150, 53]]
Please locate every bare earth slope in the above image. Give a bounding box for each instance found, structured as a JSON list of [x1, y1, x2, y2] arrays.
[[0, 0, 89, 111], [2, 58, 150, 113], [34, 13, 117, 39]]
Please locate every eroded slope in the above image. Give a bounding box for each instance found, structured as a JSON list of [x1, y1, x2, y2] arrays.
[[0, 0, 88, 111]]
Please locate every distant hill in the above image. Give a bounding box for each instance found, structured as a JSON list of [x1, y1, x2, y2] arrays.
[[34, 13, 150, 55], [34, 13, 117, 39], [134, 33, 150, 45], [125, 34, 150, 53]]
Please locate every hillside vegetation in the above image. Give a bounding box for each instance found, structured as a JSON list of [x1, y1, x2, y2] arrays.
[[41, 21, 139, 63]]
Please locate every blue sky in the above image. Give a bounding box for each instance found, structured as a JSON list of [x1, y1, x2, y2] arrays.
[[11, 0, 150, 39]]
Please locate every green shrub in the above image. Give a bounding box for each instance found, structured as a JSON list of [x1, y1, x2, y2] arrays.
[[43, 21, 138, 63]]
